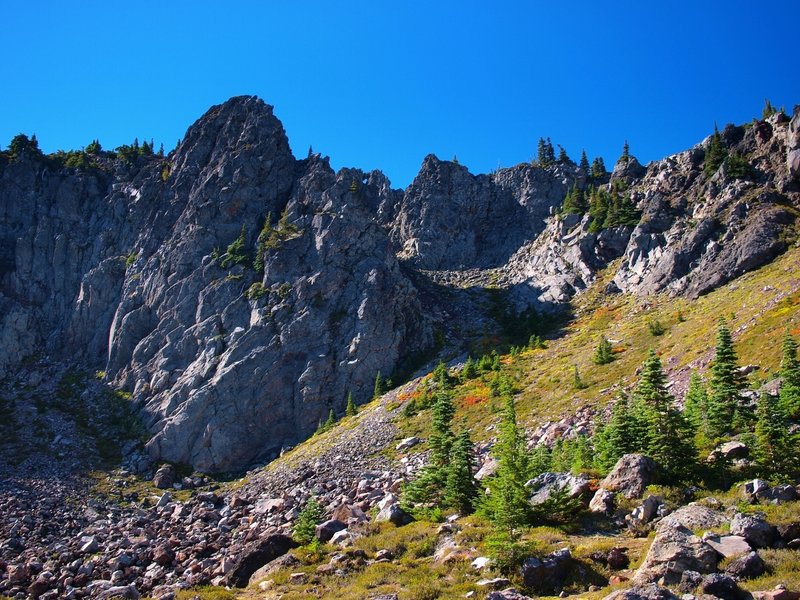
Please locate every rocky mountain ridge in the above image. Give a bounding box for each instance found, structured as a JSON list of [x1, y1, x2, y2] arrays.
[[1, 96, 799, 473]]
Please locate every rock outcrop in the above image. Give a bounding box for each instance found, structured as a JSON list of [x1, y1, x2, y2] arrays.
[[0, 96, 432, 471], [1, 96, 798, 473]]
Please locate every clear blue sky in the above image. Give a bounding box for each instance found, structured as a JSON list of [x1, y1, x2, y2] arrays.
[[2, 1, 797, 188]]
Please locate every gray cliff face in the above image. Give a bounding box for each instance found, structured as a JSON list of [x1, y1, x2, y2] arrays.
[[0, 96, 432, 471], [493, 111, 799, 309], [1, 97, 797, 472], [389, 154, 579, 269], [612, 112, 799, 297]]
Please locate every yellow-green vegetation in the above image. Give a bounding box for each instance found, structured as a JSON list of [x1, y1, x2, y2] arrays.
[[175, 586, 237, 600], [740, 548, 800, 593], [231, 516, 657, 600], [396, 245, 800, 450], [88, 469, 193, 505]]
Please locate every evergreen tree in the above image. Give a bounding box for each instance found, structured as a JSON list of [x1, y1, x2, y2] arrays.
[[762, 98, 777, 120], [528, 334, 546, 350], [537, 138, 548, 166], [634, 350, 697, 482], [321, 408, 335, 431], [593, 392, 644, 472], [621, 140, 630, 162], [85, 139, 102, 154], [603, 192, 640, 228], [579, 150, 590, 173], [461, 356, 478, 381], [8, 133, 42, 160], [591, 156, 607, 179], [562, 185, 587, 215], [528, 444, 552, 478], [587, 187, 610, 232], [557, 145, 570, 163], [402, 390, 455, 507], [779, 332, 800, 420], [593, 337, 615, 365], [293, 497, 325, 545], [706, 321, 744, 438], [704, 123, 728, 176], [433, 360, 451, 387], [482, 396, 532, 531], [373, 371, 384, 398], [445, 429, 478, 514], [345, 392, 357, 417], [570, 435, 593, 474], [754, 392, 796, 482], [537, 137, 555, 166], [429, 391, 456, 466], [683, 373, 708, 431], [550, 438, 574, 472]]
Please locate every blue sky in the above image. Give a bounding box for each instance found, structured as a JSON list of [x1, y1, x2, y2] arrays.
[[1, 1, 797, 188]]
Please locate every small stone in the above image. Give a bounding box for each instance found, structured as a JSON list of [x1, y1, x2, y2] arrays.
[[289, 572, 307, 584]]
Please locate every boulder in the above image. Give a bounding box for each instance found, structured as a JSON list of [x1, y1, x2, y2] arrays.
[[600, 454, 656, 499], [701, 572, 748, 600], [658, 503, 726, 531], [248, 553, 301, 585], [777, 522, 800, 545], [253, 498, 286, 515], [332, 503, 368, 524], [330, 529, 352, 546], [603, 583, 680, 599], [395, 436, 419, 451], [520, 548, 571, 594], [763, 484, 799, 504], [712, 440, 749, 460], [606, 547, 630, 570], [725, 551, 766, 580], [152, 464, 176, 489], [477, 578, 513, 589], [634, 522, 718, 584], [627, 495, 662, 527], [223, 534, 297, 588], [98, 585, 141, 599], [525, 472, 590, 506], [678, 570, 704, 593], [742, 479, 771, 501], [730, 513, 776, 549], [315, 519, 347, 542], [589, 488, 616, 514], [476, 457, 500, 481], [704, 535, 752, 558], [752, 586, 800, 600], [375, 503, 412, 526]]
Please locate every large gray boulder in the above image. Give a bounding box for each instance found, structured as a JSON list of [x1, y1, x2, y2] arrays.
[[223, 533, 297, 588], [520, 548, 571, 593], [600, 454, 656, 499], [658, 503, 726, 531], [730, 513, 776, 549], [634, 522, 718, 584], [525, 472, 590, 506]]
